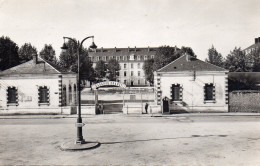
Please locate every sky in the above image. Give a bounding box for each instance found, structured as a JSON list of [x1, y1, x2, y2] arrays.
[[0, 0, 260, 60]]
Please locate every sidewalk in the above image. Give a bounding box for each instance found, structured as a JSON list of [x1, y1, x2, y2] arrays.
[[0, 112, 260, 119]]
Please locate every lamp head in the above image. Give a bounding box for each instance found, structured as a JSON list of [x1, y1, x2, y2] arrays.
[[89, 41, 97, 49], [61, 43, 69, 50]]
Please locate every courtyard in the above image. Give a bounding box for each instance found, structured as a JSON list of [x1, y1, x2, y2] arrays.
[[0, 114, 259, 165]]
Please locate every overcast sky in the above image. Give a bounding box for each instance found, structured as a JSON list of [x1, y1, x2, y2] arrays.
[[0, 0, 260, 60]]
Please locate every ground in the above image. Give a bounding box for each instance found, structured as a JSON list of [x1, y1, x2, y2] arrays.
[[0, 114, 260, 165]]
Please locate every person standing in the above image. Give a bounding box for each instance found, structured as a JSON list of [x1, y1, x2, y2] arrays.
[[145, 103, 149, 114]]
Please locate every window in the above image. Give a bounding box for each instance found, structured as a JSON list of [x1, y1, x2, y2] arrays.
[[74, 84, 77, 104], [138, 80, 140, 85], [138, 71, 141, 76], [131, 63, 133, 68], [137, 55, 140, 60], [124, 63, 126, 69], [131, 71, 134, 76], [204, 84, 215, 101], [171, 84, 182, 101], [62, 86, 67, 106], [102, 56, 106, 61], [96, 56, 100, 61], [124, 71, 127, 77], [69, 85, 72, 104], [7, 87, 18, 105], [38, 86, 49, 104], [116, 56, 120, 61], [124, 80, 127, 84], [144, 55, 147, 60], [151, 55, 154, 59], [138, 63, 140, 69]]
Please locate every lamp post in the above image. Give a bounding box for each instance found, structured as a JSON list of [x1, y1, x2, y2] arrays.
[[60, 36, 99, 150]]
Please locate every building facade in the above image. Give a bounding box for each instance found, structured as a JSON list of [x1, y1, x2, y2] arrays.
[[0, 55, 77, 114], [154, 54, 229, 113], [88, 47, 157, 86], [244, 37, 260, 55]]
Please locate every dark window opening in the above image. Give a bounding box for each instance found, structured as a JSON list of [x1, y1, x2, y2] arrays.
[[171, 84, 181, 101], [7, 87, 18, 104]]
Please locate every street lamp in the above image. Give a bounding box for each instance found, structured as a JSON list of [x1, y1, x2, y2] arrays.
[[60, 36, 99, 151]]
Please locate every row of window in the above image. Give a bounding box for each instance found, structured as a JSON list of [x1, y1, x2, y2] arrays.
[[170, 84, 215, 101], [123, 63, 141, 69], [123, 71, 141, 77], [7, 86, 50, 105], [6, 85, 77, 106], [90, 55, 154, 62]]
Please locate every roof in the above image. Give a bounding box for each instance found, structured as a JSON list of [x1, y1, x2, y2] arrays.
[[88, 47, 157, 57], [157, 54, 228, 72], [0, 56, 73, 76], [244, 43, 260, 51]]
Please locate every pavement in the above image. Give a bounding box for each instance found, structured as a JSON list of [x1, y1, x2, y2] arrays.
[[0, 112, 260, 119], [0, 113, 260, 165]]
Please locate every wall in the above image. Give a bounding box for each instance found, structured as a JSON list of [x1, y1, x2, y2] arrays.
[[0, 74, 77, 114], [229, 91, 260, 112], [155, 71, 228, 112]]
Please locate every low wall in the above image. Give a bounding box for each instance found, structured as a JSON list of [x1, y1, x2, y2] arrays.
[[123, 103, 161, 114], [81, 105, 96, 115], [229, 91, 260, 112]]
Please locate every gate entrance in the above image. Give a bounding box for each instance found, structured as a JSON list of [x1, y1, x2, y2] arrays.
[[91, 81, 127, 114]]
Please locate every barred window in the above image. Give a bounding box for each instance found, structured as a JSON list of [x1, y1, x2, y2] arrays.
[[38, 86, 49, 104], [204, 84, 215, 101], [7, 87, 18, 104], [171, 84, 182, 101]]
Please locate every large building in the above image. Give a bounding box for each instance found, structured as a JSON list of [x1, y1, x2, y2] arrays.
[[244, 37, 260, 55], [154, 53, 229, 113], [0, 55, 77, 114], [88, 47, 157, 86]]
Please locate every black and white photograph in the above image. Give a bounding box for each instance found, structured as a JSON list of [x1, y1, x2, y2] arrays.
[[0, 0, 260, 165]]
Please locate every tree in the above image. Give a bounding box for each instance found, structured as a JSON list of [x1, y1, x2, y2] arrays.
[[0, 36, 20, 70], [106, 59, 120, 81], [59, 39, 95, 85], [179, 46, 196, 57], [143, 58, 155, 85], [95, 60, 107, 82], [248, 47, 260, 71], [225, 47, 249, 72], [205, 45, 224, 67], [153, 46, 180, 71], [18, 43, 38, 63], [39, 44, 58, 64]]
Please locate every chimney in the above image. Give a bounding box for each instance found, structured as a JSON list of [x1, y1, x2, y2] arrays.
[[186, 53, 191, 62], [115, 47, 117, 52], [33, 53, 38, 64], [135, 46, 136, 52], [128, 46, 130, 52], [255, 38, 259, 44], [101, 47, 103, 52], [148, 46, 150, 52]]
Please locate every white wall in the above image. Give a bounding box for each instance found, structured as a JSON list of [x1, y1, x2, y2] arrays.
[[0, 74, 77, 114], [156, 71, 228, 112]]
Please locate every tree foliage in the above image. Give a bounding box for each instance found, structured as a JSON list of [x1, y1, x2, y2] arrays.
[[18, 43, 38, 63], [225, 47, 249, 72], [248, 47, 260, 72], [0, 36, 20, 71], [95, 60, 107, 81], [39, 44, 58, 64], [59, 39, 95, 84], [143, 58, 155, 84], [179, 46, 196, 57], [106, 59, 120, 81], [153, 46, 180, 71], [205, 45, 224, 67]]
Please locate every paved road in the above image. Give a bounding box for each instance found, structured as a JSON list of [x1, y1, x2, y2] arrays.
[[0, 114, 260, 165]]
